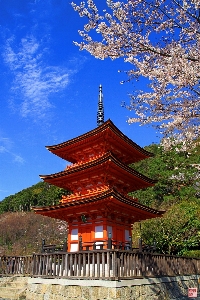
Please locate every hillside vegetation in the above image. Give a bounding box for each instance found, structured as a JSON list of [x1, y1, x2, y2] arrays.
[[0, 182, 69, 255], [0, 181, 69, 213], [0, 212, 67, 256], [131, 142, 200, 257], [0, 143, 199, 256]]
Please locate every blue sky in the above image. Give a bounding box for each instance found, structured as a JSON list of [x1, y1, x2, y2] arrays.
[[0, 0, 160, 201]]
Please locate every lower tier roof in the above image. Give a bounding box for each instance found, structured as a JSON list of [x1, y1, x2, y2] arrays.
[[33, 188, 163, 223]]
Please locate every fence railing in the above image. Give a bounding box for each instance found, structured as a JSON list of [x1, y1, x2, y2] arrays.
[[41, 237, 153, 253], [0, 250, 199, 280], [77, 236, 134, 251]]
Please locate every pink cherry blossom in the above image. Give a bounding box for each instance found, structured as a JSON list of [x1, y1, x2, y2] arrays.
[[72, 0, 200, 150]]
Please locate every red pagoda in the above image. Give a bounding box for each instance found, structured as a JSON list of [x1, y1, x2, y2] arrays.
[[34, 86, 163, 252]]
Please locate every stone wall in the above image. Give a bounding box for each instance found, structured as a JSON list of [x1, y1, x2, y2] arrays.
[[0, 275, 199, 300], [26, 276, 200, 300]]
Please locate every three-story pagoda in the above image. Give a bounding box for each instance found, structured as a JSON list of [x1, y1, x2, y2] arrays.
[[34, 86, 163, 252]]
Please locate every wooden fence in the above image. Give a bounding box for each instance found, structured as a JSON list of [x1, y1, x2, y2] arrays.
[[0, 250, 199, 280]]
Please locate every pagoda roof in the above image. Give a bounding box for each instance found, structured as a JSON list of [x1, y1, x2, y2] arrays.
[[40, 152, 156, 192], [45, 119, 153, 164], [33, 188, 163, 222]]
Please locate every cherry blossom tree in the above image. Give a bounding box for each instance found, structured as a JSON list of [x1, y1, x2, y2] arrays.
[[72, 0, 200, 150]]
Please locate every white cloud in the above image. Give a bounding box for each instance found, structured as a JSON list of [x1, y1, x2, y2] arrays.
[[0, 137, 13, 151], [0, 146, 6, 153], [0, 136, 24, 164], [3, 35, 71, 120], [13, 154, 25, 164]]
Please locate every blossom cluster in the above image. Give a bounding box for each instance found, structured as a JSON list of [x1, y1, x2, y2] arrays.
[[72, 0, 200, 150]]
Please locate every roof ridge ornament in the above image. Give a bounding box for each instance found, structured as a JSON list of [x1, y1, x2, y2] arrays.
[[97, 84, 104, 127]]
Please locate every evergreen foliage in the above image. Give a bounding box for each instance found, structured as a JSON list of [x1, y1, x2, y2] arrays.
[[131, 142, 200, 209], [0, 181, 69, 214], [131, 142, 200, 256]]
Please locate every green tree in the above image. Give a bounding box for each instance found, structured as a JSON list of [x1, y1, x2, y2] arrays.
[[131, 142, 200, 209], [138, 201, 200, 256], [0, 181, 69, 214]]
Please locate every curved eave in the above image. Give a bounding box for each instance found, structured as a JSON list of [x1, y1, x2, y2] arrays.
[[39, 153, 156, 191], [33, 188, 164, 218], [45, 119, 153, 162]]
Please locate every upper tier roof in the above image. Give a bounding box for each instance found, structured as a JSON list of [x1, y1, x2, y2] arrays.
[[46, 119, 153, 164]]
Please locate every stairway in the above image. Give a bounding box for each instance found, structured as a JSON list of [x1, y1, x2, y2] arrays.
[[0, 276, 27, 300]]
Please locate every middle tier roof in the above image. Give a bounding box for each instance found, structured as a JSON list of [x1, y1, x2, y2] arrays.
[[40, 152, 156, 194]]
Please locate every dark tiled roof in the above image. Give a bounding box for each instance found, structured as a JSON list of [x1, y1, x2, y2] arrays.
[[40, 152, 156, 190], [40, 152, 155, 183], [33, 188, 163, 217], [45, 119, 153, 160]]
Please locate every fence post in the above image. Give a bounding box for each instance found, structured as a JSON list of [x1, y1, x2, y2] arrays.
[[108, 232, 112, 249], [42, 239, 45, 253], [139, 238, 142, 252], [129, 236, 132, 251], [32, 254, 36, 275], [78, 235, 82, 251], [63, 238, 67, 252], [93, 242, 96, 250]]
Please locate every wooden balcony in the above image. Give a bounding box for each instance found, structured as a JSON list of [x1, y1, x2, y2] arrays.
[[0, 250, 199, 280]]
